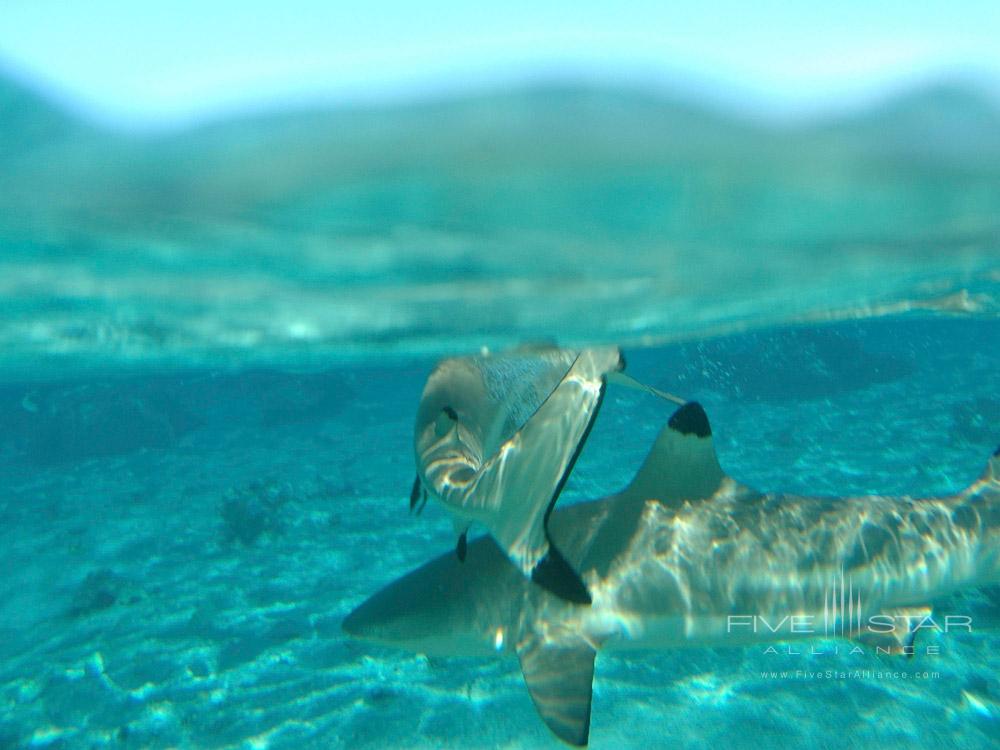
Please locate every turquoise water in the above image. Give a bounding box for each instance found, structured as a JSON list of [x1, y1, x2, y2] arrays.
[[1, 76, 999, 748]]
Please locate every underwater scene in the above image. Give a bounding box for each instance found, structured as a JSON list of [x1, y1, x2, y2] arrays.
[[1, 71, 1000, 750]]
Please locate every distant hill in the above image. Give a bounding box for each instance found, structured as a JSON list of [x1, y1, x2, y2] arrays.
[[2, 73, 999, 250], [803, 82, 1000, 163], [0, 74, 88, 157]]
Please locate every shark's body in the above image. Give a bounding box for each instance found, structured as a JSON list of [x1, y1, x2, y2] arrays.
[[347, 402, 1000, 745]]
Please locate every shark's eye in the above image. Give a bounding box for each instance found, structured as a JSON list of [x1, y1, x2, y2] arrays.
[[434, 407, 458, 436]]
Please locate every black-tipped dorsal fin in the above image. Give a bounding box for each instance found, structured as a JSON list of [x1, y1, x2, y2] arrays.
[[517, 636, 596, 746], [623, 401, 726, 504], [668, 400, 711, 438]]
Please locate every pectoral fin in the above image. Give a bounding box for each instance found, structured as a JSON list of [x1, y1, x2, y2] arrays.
[[517, 637, 596, 747], [531, 542, 592, 604], [607, 370, 685, 405], [452, 518, 470, 562], [409, 475, 422, 512]]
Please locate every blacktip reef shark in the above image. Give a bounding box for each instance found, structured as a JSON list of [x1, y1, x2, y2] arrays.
[[346, 399, 1000, 746], [410, 345, 631, 604]]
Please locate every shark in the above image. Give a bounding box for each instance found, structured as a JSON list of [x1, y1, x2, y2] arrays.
[[411, 345, 626, 603], [345, 400, 1000, 746]]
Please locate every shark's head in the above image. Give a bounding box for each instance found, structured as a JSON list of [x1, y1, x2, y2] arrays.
[[343, 536, 529, 657]]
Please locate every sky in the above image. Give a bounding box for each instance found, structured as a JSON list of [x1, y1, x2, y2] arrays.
[[0, 1, 998, 128]]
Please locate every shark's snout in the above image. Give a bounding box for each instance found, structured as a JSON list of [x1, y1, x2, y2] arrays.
[[342, 596, 385, 640], [340, 568, 447, 645], [341, 607, 363, 637]]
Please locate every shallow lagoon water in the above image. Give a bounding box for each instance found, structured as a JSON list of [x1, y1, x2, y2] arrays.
[[1, 77, 999, 748], [2, 318, 999, 749]]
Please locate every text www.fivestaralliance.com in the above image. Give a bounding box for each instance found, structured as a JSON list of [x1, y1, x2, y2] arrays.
[[760, 670, 940, 681]]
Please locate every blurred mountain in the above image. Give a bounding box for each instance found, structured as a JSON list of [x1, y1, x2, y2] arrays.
[[3, 76, 1000, 229], [0, 75, 113, 218], [0, 75, 86, 155], [3, 77, 998, 239], [804, 82, 1000, 165]]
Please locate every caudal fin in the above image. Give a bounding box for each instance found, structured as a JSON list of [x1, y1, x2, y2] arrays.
[[518, 635, 596, 746]]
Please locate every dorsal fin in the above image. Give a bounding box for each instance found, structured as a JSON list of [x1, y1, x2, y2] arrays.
[[517, 636, 596, 746], [623, 401, 726, 504]]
